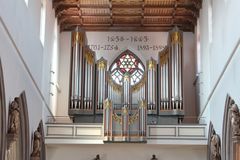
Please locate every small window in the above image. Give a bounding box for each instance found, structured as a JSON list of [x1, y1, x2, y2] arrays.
[[40, 0, 46, 45], [24, 0, 28, 6], [208, 0, 213, 44], [109, 50, 145, 86]]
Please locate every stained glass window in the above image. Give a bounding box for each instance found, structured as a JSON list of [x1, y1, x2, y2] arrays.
[[110, 50, 144, 85]]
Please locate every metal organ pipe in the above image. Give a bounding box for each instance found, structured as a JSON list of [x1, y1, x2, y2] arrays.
[[169, 27, 183, 111], [159, 47, 170, 112], [69, 28, 85, 114], [147, 58, 157, 114]]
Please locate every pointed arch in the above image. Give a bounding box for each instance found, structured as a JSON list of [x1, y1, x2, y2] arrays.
[[7, 91, 30, 160], [0, 58, 6, 160], [208, 121, 221, 160], [222, 95, 235, 160], [109, 49, 145, 86]]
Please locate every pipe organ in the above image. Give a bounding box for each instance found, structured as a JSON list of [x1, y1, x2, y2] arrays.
[[69, 28, 95, 115], [68, 26, 184, 141], [169, 27, 183, 112], [159, 47, 170, 111], [147, 58, 157, 114], [96, 58, 107, 114], [158, 26, 183, 116]]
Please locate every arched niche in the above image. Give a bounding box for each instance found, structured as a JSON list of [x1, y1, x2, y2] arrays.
[[7, 91, 30, 160], [222, 95, 235, 160], [207, 121, 221, 160], [222, 95, 240, 160], [0, 58, 7, 160], [30, 120, 46, 160]]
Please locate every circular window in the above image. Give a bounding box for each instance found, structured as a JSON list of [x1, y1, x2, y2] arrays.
[[110, 50, 144, 86]]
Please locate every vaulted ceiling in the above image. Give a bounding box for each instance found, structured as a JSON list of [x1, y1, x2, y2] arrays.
[[52, 0, 202, 32]]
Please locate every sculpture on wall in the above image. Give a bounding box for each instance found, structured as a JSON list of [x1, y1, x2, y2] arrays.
[[230, 104, 240, 136], [30, 130, 42, 159], [7, 92, 30, 160], [31, 120, 46, 160], [210, 130, 221, 160], [208, 122, 221, 160], [7, 97, 20, 148]]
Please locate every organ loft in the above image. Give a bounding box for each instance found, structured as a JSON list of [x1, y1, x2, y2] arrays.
[[68, 26, 184, 142]]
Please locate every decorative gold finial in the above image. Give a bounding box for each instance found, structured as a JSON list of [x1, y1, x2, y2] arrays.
[[72, 32, 84, 45], [147, 58, 157, 70], [97, 58, 107, 69]]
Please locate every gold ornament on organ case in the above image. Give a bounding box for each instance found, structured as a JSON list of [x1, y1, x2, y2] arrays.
[[160, 48, 169, 66], [104, 99, 112, 109], [97, 59, 107, 69], [147, 59, 156, 70], [72, 32, 84, 45], [84, 51, 94, 65], [171, 31, 182, 45]]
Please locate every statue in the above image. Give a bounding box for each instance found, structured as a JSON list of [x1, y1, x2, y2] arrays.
[[94, 154, 100, 160], [230, 104, 240, 136], [210, 131, 221, 160], [151, 154, 158, 160], [8, 98, 20, 135], [31, 130, 42, 158]]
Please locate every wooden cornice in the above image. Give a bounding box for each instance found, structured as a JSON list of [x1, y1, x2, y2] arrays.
[[52, 0, 202, 32]]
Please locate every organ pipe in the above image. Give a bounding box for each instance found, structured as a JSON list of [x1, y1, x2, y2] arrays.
[[96, 58, 107, 113], [159, 47, 170, 111], [83, 47, 95, 113], [103, 99, 112, 141], [139, 100, 147, 137], [69, 27, 96, 115], [122, 73, 131, 108], [169, 26, 183, 111], [147, 58, 157, 114], [69, 27, 85, 114]]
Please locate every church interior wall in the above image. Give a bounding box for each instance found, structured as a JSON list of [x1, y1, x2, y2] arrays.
[[46, 144, 206, 160], [0, 0, 61, 138], [198, 0, 240, 137]]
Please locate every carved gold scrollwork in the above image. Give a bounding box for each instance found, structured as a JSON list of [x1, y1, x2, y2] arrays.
[[112, 113, 122, 124], [129, 111, 139, 125], [84, 51, 94, 65], [72, 32, 84, 45], [139, 100, 147, 109], [104, 99, 112, 109], [159, 48, 169, 66], [97, 58, 107, 70], [147, 59, 157, 70], [171, 31, 183, 46]]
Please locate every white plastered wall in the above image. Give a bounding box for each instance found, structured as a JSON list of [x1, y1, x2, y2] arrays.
[[0, 0, 60, 138], [47, 144, 206, 160], [198, 0, 240, 137]]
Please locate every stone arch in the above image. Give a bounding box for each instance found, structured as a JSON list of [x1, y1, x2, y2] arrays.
[[222, 95, 235, 160], [0, 58, 7, 160], [7, 91, 30, 160], [222, 95, 240, 160]]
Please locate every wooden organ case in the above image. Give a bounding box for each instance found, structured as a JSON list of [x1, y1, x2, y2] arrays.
[[68, 27, 184, 142]]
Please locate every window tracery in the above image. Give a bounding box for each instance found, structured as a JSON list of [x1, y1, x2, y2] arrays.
[[110, 50, 144, 86]]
